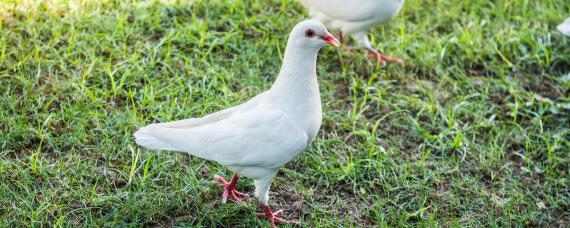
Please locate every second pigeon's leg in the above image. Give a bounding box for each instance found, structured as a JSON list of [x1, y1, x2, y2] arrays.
[[367, 49, 403, 65], [351, 31, 402, 65], [215, 173, 249, 203]]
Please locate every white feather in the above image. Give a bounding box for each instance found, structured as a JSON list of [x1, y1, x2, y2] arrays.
[[558, 17, 570, 37], [134, 20, 332, 206], [299, 0, 404, 31], [299, 0, 404, 49]]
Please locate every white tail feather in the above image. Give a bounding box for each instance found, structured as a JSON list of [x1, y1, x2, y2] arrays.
[[134, 125, 177, 151], [558, 19, 570, 37]]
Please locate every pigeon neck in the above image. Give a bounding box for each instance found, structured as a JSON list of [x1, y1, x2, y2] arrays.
[[271, 45, 319, 94]]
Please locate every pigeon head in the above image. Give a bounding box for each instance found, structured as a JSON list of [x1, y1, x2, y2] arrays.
[[288, 19, 340, 49]]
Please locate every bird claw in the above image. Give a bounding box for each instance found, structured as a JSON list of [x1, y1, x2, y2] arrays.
[[215, 174, 249, 203], [367, 49, 403, 65], [258, 205, 297, 227], [214, 175, 228, 184]]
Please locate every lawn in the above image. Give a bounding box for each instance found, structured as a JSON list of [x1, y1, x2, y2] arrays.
[[1, 0, 569, 226]]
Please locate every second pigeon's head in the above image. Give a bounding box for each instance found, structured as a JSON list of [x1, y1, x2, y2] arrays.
[[287, 19, 340, 50]]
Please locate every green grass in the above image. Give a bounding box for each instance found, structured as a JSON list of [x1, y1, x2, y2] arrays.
[[1, 0, 569, 226]]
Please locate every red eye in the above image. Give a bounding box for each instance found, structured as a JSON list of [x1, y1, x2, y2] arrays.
[[305, 29, 316, 38]]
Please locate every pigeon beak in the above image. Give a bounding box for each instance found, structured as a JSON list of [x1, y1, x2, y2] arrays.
[[319, 33, 340, 47]]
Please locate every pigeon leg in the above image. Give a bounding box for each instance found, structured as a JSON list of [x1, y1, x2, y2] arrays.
[[215, 173, 249, 203], [367, 48, 403, 65], [339, 31, 344, 43], [257, 204, 297, 228], [351, 31, 403, 65]]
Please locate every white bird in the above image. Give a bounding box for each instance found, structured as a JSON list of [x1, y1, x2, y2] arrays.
[[558, 17, 570, 37], [559, 17, 570, 82], [299, 0, 405, 64], [134, 19, 339, 227]]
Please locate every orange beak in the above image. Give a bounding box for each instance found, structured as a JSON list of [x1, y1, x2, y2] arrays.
[[319, 32, 340, 47]]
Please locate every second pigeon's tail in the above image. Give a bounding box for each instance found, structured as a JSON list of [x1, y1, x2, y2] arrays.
[[134, 124, 177, 151], [558, 18, 570, 36]]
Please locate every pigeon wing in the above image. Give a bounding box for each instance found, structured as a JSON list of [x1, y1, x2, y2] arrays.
[[135, 104, 308, 168]]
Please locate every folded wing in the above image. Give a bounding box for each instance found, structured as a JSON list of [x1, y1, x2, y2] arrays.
[[134, 103, 308, 168]]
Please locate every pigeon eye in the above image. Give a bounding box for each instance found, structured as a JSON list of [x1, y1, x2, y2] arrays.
[[305, 29, 316, 38]]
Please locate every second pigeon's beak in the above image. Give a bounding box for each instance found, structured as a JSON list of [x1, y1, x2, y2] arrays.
[[319, 33, 340, 47]]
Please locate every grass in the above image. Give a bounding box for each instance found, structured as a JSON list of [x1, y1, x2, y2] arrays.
[[1, 0, 569, 226]]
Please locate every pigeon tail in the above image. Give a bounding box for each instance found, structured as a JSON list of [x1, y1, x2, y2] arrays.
[[558, 18, 570, 37], [134, 125, 177, 151]]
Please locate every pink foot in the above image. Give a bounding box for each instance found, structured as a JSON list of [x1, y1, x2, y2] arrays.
[[367, 49, 403, 65], [257, 204, 297, 228], [215, 174, 249, 203]]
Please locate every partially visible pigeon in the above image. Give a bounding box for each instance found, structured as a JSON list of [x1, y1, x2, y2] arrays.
[[134, 20, 339, 227], [299, 0, 405, 64], [558, 17, 570, 82], [558, 17, 570, 36]]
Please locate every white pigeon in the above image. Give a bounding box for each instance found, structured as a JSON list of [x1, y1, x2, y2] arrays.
[[134, 19, 339, 227], [299, 0, 405, 64], [558, 17, 570, 37]]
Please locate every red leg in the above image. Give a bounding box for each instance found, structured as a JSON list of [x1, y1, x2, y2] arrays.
[[339, 31, 344, 43], [367, 49, 403, 65], [257, 204, 296, 228], [215, 173, 249, 203]]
